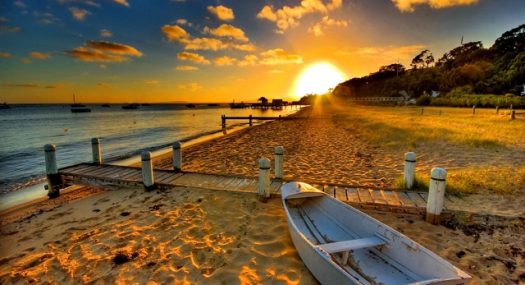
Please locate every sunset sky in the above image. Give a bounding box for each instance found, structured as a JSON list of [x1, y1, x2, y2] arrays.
[[0, 0, 524, 103]]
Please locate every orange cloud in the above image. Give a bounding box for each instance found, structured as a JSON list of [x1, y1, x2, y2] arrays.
[[67, 41, 142, 62], [214, 56, 237, 66], [29, 51, 50, 59], [181, 37, 228, 51], [0, 52, 12, 58], [114, 0, 129, 7], [178, 83, 202, 91], [177, 51, 211, 64], [257, 0, 343, 33], [204, 24, 249, 42], [176, 65, 199, 71], [207, 5, 234, 21], [308, 16, 347, 36], [100, 29, 112, 38], [260, 48, 302, 65], [69, 7, 90, 21], [238, 55, 258, 66], [144, 80, 159, 84], [161, 24, 189, 41], [391, 0, 478, 12]]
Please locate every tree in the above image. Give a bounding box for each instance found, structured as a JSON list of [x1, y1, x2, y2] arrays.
[[437, 41, 484, 68], [411, 50, 434, 69]]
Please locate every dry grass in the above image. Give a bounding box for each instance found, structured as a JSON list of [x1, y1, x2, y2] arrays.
[[333, 104, 525, 195], [334, 105, 524, 149]]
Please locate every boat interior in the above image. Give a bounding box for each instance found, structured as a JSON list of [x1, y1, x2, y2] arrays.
[[286, 196, 460, 285]]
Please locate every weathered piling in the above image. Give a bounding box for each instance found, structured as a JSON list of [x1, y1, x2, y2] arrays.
[[404, 152, 416, 189], [91, 137, 102, 164], [172, 141, 182, 172], [426, 168, 447, 225], [258, 158, 271, 201], [44, 144, 62, 198], [141, 151, 155, 191], [249, 114, 253, 126], [274, 146, 284, 179], [511, 110, 516, 120]]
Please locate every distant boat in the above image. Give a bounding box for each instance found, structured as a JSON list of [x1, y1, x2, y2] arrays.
[[71, 94, 91, 113], [207, 103, 219, 107], [101, 104, 111, 107], [281, 182, 471, 285], [0, 102, 10, 109], [185, 103, 196, 108], [122, 103, 139, 110]]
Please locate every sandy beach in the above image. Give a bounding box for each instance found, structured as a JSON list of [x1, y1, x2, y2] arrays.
[[1, 106, 524, 284]]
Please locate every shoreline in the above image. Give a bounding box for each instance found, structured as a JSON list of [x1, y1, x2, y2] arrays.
[[0, 108, 306, 212]]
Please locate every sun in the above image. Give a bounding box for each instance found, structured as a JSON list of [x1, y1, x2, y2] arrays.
[[291, 62, 347, 98]]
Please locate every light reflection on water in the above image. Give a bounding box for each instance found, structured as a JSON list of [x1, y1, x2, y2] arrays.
[[0, 104, 299, 192]]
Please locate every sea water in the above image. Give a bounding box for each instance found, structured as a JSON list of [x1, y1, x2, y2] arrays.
[[0, 104, 299, 194]]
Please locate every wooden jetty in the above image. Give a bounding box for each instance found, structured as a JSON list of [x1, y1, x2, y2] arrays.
[[56, 163, 452, 215]]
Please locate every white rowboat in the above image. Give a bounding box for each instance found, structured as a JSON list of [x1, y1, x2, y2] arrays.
[[281, 182, 471, 285]]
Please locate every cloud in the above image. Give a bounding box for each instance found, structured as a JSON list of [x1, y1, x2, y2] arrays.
[[204, 24, 249, 42], [257, 0, 343, 33], [14, 1, 26, 8], [176, 18, 192, 26], [181, 37, 228, 51], [100, 29, 112, 38], [20, 58, 32, 64], [309, 16, 347, 36], [238, 55, 258, 66], [391, 0, 478, 12], [114, 0, 129, 7], [0, 25, 21, 33], [207, 5, 234, 21], [161, 24, 189, 41], [176, 65, 198, 71], [0, 17, 7, 22], [33, 11, 60, 25], [29, 52, 51, 59], [56, 0, 100, 7], [69, 7, 90, 21], [66, 40, 142, 62], [353, 44, 426, 58], [177, 51, 210, 64], [178, 83, 202, 91], [0, 52, 12, 58], [214, 56, 237, 66], [144, 80, 159, 84], [97, 82, 110, 88], [260, 48, 303, 65], [3, 83, 61, 88]]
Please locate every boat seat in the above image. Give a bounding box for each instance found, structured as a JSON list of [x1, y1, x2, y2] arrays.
[[318, 236, 385, 254]]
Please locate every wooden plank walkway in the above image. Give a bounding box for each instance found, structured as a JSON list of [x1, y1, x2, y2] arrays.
[[59, 163, 437, 214]]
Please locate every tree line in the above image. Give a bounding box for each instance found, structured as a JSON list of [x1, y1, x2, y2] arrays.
[[331, 23, 525, 107]]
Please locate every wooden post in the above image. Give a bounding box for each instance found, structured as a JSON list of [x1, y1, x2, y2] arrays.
[[439, 110, 442, 116], [426, 168, 447, 225], [511, 110, 516, 120], [249, 114, 253, 126], [172, 141, 182, 172], [404, 152, 416, 189], [141, 151, 155, 191], [472, 105, 476, 115], [420, 108, 424, 115], [91, 137, 102, 164], [496, 106, 499, 114], [258, 158, 271, 201], [221, 115, 226, 132], [274, 146, 284, 179], [44, 144, 62, 198]]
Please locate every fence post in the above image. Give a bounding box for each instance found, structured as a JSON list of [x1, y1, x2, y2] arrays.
[[249, 114, 253, 126], [496, 106, 499, 114], [274, 146, 284, 179], [511, 110, 516, 120], [141, 151, 155, 191], [172, 141, 182, 172], [44, 144, 62, 198], [221, 115, 226, 133], [426, 168, 447, 225], [421, 108, 424, 115], [404, 152, 416, 189], [472, 105, 476, 115], [258, 158, 271, 201], [91, 137, 102, 164]]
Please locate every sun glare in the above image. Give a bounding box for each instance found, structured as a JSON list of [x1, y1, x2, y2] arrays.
[[292, 62, 347, 98]]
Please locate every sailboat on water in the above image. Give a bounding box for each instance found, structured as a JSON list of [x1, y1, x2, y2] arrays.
[[70, 94, 91, 113]]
